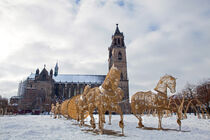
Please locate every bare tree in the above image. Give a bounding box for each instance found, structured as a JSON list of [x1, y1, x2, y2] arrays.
[[196, 80, 210, 112]]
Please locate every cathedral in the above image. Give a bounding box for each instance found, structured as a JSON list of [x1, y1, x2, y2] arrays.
[[18, 24, 130, 113]]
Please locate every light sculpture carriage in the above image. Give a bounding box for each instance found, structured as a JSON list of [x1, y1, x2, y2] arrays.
[[50, 72, 209, 134]]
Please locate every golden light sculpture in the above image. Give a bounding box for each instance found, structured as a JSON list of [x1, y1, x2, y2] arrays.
[[53, 102, 61, 119], [168, 97, 210, 120], [79, 65, 124, 135], [74, 85, 91, 125], [67, 94, 89, 120], [60, 99, 71, 118], [104, 87, 124, 125], [131, 75, 185, 130], [183, 98, 210, 119], [50, 103, 56, 118]]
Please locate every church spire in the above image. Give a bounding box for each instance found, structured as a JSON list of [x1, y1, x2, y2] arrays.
[[54, 62, 58, 77], [114, 24, 123, 36], [111, 24, 125, 48]]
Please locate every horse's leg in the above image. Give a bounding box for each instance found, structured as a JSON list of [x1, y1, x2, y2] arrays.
[[109, 111, 112, 125], [177, 118, 181, 131], [102, 110, 106, 123], [76, 106, 80, 123], [114, 105, 124, 135], [137, 115, 144, 128], [131, 103, 144, 128], [176, 110, 182, 131], [88, 105, 96, 129], [79, 109, 85, 126], [177, 105, 183, 131], [54, 111, 57, 119], [158, 111, 163, 130], [98, 108, 104, 134], [184, 100, 192, 119], [58, 109, 61, 119]]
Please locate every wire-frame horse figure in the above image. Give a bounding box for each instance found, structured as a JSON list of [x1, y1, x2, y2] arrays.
[[80, 65, 124, 135], [131, 75, 184, 130], [75, 85, 91, 125], [50, 103, 56, 117], [54, 102, 61, 119], [168, 96, 210, 120], [103, 87, 124, 125]]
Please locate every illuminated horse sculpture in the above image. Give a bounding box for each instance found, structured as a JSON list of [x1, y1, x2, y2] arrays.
[[104, 87, 124, 125], [50, 103, 56, 117], [131, 75, 184, 130], [52, 102, 61, 119], [75, 85, 91, 125], [80, 66, 124, 134]]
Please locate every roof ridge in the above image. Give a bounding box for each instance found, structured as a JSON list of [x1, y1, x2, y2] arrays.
[[57, 74, 106, 76]]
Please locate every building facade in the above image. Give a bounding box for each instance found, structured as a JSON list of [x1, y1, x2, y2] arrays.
[[18, 25, 130, 113]]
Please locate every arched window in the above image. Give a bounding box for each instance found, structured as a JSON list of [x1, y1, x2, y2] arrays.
[[118, 38, 120, 45], [121, 73, 123, 80], [114, 39, 117, 45], [42, 74, 46, 80], [118, 51, 122, 60]]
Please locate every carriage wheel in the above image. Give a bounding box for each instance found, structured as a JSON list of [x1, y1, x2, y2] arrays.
[[67, 94, 89, 120]]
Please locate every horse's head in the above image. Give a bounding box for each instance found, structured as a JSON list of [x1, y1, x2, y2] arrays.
[[166, 75, 176, 94], [155, 74, 176, 96], [102, 65, 121, 92]]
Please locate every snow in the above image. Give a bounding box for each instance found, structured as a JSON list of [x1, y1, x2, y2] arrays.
[[28, 73, 106, 83], [0, 114, 210, 140], [54, 74, 106, 83]]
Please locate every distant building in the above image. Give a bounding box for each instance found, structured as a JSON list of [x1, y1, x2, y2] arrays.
[[18, 25, 130, 113]]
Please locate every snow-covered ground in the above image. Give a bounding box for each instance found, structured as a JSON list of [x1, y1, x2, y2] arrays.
[[0, 114, 210, 140]]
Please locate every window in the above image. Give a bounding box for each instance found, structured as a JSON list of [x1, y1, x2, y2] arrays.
[[122, 39, 124, 46], [42, 74, 46, 80], [118, 51, 122, 60], [118, 38, 120, 45], [121, 73, 123, 80], [114, 39, 117, 45], [109, 49, 112, 58]]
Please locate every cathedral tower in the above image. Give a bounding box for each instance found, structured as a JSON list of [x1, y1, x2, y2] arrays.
[[108, 24, 130, 113]]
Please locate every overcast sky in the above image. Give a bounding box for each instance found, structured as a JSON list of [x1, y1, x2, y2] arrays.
[[0, 0, 210, 99]]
